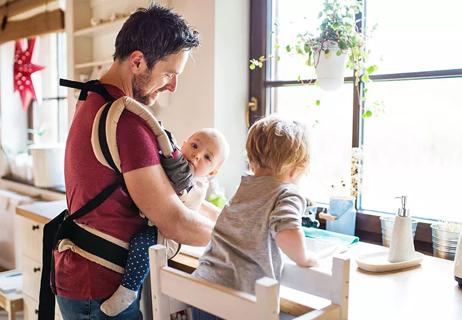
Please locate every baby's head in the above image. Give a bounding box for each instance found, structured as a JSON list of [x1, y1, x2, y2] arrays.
[[246, 115, 310, 180], [181, 128, 229, 177]]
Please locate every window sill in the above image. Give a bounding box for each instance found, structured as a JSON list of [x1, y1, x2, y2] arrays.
[[355, 211, 434, 256], [0, 175, 65, 201]]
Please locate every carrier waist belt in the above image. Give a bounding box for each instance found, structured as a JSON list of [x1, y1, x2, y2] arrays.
[[56, 217, 129, 270]]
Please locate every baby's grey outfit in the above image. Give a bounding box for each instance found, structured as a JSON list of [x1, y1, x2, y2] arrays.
[[193, 175, 306, 294]]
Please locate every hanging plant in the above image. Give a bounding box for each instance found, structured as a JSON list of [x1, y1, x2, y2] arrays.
[[250, 0, 379, 117]]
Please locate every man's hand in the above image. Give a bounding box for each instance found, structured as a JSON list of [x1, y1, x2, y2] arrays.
[[124, 165, 213, 246]]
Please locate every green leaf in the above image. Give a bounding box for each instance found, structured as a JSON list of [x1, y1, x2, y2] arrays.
[[366, 65, 378, 74], [362, 110, 372, 118], [286, 45, 292, 53], [315, 99, 321, 106], [274, 43, 280, 49], [361, 74, 370, 82]]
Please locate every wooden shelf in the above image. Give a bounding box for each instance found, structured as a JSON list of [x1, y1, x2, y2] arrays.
[[74, 59, 113, 69], [0, 176, 65, 201], [73, 18, 125, 37]]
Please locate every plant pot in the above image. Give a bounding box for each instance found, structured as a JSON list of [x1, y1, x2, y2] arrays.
[[29, 144, 65, 188], [431, 222, 462, 261], [380, 216, 418, 248], [315, 43, 347, 91]]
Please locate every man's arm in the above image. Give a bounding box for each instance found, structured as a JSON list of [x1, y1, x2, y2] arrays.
[[199, 201, 221, 223], [124, 164, 213, 246]]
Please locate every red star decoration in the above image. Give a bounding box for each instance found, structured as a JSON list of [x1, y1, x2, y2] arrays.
[[13, 38, 45, 111]]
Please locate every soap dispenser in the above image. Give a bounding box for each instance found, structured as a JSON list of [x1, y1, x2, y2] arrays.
[[388, 196, 415, 263]]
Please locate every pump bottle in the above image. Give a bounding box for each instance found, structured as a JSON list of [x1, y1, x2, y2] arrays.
[[388, 196, 415, 263]]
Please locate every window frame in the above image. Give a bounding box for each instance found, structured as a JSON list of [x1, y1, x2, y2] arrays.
[[249, 0, 462, 252]]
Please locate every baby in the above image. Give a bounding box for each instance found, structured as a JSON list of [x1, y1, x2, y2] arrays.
[[191, 115, 319, 319], [100, 128, 229, 316]]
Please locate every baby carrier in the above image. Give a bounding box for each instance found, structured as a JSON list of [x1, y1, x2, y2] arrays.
[[38, 79, 192, 319]]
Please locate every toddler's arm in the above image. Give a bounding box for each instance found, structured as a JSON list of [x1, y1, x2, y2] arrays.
[[276, 227, 319, 267]]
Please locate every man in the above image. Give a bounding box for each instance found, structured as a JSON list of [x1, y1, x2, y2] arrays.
[[55, 5, 213, 319]]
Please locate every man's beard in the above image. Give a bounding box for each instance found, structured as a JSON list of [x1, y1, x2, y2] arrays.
[[132, 72, 156, 107]]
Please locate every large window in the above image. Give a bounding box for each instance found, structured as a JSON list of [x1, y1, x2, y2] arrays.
[[0, 33, 67, 182], [249, 0, 462, 222], [361, 0, 462, 221]]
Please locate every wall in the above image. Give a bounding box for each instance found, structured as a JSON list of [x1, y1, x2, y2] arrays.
[[157, 0, 249, 197]]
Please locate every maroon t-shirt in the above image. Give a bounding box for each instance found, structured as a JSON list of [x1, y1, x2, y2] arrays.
[[55, 85, 160, 299]]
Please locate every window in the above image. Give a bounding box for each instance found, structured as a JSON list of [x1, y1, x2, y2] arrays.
[[249, 0, 462, 222], [31, 33, 68, 145], [0, 33, 67, 182], [361, 0, 462, 221]]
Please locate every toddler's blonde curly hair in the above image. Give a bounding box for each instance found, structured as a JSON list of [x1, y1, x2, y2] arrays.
[[246, 115, 310, 176]]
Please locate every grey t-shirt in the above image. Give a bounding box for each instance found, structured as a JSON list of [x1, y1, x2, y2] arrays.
[[193, 175, 306, 294]]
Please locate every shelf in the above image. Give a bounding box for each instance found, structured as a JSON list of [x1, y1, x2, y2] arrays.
[[0, 176, 65, 201], [74, 59, 113, 69], [73, 18, 125, 37]]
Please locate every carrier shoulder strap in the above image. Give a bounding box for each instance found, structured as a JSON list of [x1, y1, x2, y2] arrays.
[[60, 78, 123, 174], [91, 95, 175, 173], [60, 78, 114, 102]]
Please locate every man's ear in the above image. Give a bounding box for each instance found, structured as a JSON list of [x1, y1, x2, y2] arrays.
[[128, 50, 145, 74]]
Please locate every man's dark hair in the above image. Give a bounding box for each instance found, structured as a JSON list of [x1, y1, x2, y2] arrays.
[[114, 4, 200, 69]]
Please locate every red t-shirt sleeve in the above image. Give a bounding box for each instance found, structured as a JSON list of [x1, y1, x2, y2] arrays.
[[117, 110, 161, 172]]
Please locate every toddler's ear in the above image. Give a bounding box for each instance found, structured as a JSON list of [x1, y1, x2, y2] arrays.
[[207, 169, 218, 177]]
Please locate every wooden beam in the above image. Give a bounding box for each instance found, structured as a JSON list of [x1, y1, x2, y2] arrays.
[[0, 8, 64, 44], [0, 0, 55, 18]]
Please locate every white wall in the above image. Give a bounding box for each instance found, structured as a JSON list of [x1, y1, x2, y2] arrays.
[[157, 0, 249, 197]]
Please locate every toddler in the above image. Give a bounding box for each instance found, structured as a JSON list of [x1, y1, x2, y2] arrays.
[[192, 115, 319, 319], [100, 128, 229, 316]]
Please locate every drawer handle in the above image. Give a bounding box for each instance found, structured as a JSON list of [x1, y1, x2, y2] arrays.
[[32, 225, 40, 231], [33, 267, 41, 273], [35, 309, 39, 314]]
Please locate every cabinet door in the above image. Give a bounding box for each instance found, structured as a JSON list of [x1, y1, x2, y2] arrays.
[[23, 294, 63, 320], [0, 191, 32, 269], [23, 294, 39, 320], [17, 216, 44, 262], [22, 255, 42, 299]]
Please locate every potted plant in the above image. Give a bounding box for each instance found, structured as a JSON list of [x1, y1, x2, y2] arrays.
[[251, 0, 377, 92]]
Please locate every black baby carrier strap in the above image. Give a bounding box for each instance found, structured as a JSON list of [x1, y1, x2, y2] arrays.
[[38, 80, 130, 319]]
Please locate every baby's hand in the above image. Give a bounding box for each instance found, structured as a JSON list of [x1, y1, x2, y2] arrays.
[[160, 152, 194, 194]]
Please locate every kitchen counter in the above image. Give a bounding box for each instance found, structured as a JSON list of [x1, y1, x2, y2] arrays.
[[15, 201, 462, 319], [16, 200, 66, 224], [172, 242, 462, 320]]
